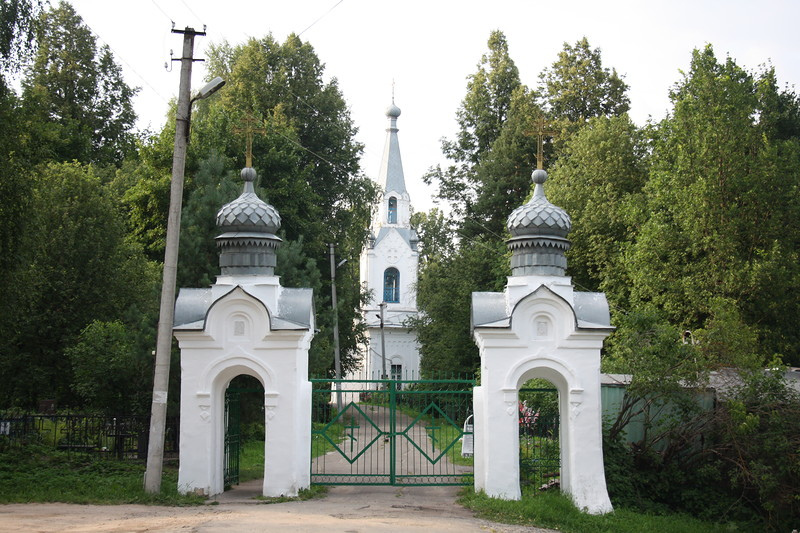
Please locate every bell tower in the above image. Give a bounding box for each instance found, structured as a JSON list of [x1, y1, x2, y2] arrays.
[[357, 101, 420, 381]]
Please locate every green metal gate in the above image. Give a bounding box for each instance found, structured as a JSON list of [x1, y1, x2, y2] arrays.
[[223, 387, 241, 487], [310, 376, 474, 486], [518, 387, 560, 488]]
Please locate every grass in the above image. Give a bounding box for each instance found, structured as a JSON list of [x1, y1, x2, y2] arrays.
[[427, 422, 474, 467], [238, 439, 265, 483], [459, 486, 747, 533], [0, 445, 204, 505], [311, 420, 345, 458]]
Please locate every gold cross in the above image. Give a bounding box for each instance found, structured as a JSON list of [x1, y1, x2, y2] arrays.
[[527, 115, 559, 170], [232, 114, 267, 168]]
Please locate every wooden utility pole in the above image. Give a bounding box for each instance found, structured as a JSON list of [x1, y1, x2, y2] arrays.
[[144, 26, 205, 494]]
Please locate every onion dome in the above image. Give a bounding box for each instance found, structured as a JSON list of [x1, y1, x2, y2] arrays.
[[386, 102, 401, 118], [215, 167, 282, 276], [507, 169, 571, 276]]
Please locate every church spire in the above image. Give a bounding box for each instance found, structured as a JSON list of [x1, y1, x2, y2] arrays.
[[378, 101, 407, 195]]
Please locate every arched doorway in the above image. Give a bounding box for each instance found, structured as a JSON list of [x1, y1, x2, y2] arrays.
[[223, 374, 265, 489], [518, 377, 560, 491]]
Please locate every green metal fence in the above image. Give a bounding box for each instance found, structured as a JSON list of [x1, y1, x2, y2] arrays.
[[518, 388, 560, 488], [224, 388, 241, 487], [310, 376, 475, 486]]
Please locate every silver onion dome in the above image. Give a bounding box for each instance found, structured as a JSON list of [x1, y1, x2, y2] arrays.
[[215, 167, 282, 276], [506, 169, 571, 276]]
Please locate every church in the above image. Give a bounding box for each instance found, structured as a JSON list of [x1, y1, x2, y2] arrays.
[[355, 101, 421, 381]]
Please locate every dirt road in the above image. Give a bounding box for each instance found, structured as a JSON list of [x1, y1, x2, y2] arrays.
[[0, 484, 556, 532]]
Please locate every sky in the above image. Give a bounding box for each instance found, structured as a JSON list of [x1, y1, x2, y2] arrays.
[[67, 0, 800, 214]]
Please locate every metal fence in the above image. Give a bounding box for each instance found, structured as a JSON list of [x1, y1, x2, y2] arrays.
[[311, 375, 475, 486], [0, 413, 179, 459], [518, 388, 560, 489]]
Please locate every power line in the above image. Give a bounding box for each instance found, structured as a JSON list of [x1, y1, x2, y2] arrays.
[[177, 0, 204, 28], [149, 0, 174, 26], [298, 0, 345, 37]]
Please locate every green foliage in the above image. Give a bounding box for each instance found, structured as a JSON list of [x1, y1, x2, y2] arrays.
[[410, 208, 454, 267], [460, 487, 741, 533], [466, 86, 541, 240], [20, 1, 137, 166], [0, 161, 156, 409], [66, 320, 151, 414], [0, 0, 40, 73], [627, 45, 800, 365], [414, 236, 508, 376], [0, 445, 203, 505], [538, 37, 630, 122], [712, 371, 800, 530], [547, 114, 648, 305]]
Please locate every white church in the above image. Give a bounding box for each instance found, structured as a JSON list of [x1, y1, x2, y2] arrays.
[[355, 101, 421, 381]]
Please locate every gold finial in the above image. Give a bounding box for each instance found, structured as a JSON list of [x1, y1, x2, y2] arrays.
[[232, 113, 267, 168], [527, 115, 559, 170]]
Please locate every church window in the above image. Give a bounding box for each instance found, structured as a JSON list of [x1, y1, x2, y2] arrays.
[[383, 268, 400, 303], [391, 364, 403, 381], [388, 197, 397, 224]]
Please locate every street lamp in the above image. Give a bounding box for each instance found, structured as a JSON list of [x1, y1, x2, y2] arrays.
[[144, 28, 225, 495], [193, 76, 225, 102]]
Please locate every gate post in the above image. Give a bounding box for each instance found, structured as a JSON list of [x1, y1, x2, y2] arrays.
[[173, 163, 315, 498], [471, 168, 613, 514]]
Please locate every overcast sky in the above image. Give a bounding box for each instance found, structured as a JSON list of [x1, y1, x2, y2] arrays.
[[68, 0, 800, 213]]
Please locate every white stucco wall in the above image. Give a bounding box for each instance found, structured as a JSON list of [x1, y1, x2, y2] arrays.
[[175, 285, 313, 498], [472, 278, 613, 514]]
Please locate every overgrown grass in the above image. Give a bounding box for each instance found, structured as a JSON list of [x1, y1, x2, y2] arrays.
[[238, 439, 265, 483], [459, 487, 747, 533], [0, 445, 204, 505]]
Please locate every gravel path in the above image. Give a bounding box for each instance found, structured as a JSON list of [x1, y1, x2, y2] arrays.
[[0, 485, 557, 533]]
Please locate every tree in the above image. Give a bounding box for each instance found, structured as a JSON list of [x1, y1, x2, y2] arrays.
[[627, 45, 800, 364], [0, 161, 156, 408], [20, 1, 137, 167], [413, 235, 508, 376], [67, 320, 151, 414], [538, 37, 630, 123], [424, 30, 522, 218], [124, 33, 377, 376], [410, 208, 454, 267], [465, 86, 541, 240], [546, 114, 648, 308], [0, 0, 41, 273], [0, 0, 40, 74]]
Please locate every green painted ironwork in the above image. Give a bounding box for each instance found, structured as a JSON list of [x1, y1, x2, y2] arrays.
[[223, 387, 241, 487], [518, 387, 560, 488], [310, 375, 475, 486]]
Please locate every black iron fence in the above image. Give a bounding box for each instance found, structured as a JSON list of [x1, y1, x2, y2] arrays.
[[0, 413, 179, 459]]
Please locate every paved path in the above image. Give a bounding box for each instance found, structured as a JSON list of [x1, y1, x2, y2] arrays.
[[0, 484, 557, 532]]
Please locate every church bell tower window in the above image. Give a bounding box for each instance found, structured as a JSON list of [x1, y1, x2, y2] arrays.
[[383, 268, 400, 303], [388, 197, 397, 224]]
